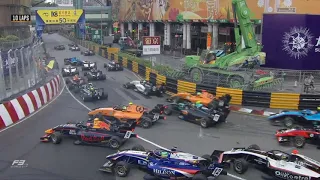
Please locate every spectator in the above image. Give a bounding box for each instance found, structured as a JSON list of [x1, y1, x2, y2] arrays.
[[310, 74, 315, 90], [304, 76, 311, 93]]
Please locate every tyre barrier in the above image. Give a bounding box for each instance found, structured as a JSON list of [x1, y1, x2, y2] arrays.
[[0, 75, 61, 129], [70, 37, 320, 110]]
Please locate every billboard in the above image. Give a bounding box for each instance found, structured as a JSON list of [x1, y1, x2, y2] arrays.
[[35, 9, 85, 38], [142, 36, 161, 55], [262, 14, 320, 70], [114, 0, 320, 22]]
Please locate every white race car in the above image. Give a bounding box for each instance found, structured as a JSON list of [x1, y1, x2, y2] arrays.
[[214, 144, 320, 180], [123, 80, 165, 96]]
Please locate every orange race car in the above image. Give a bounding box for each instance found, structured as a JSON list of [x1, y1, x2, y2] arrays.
[[166, 90, 216, 107], [88, 103, 166, 128]]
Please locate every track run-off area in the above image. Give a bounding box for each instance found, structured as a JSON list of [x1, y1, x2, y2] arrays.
[[0, 34, 319, 180]]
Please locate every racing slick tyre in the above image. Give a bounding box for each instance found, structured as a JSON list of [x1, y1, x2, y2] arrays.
[[73, 87, 80, 93], [163, 106, 172, 115], [131, 144, 145, 151], [233, 158, 249, 174], [114, 161, 130, 177], [247, 144, 260, 150], [140, 117, 152, 128], [65, 78, 71, 84], [82, 95, 91, 102], [104, 63, 107, 68], [200, 118, 210, 128], [109, 136, 122, 149], [293, 136, 306, 148], [283, 117, 295, 128], [100, 75, 106, 80], [192, 173, 208, 180], [51, 132, 62, 144], [123, 84, 129, 89]]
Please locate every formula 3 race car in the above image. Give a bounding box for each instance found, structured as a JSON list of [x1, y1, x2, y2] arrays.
[[275, 126, 320, 148], [104, 61, 123, 71], [65, 76, 86, 93], [84, 69, 106, 81], [40, 121, 137, 149], [82, 61, 97, 71], [64, 57, 83, 66], [79, 85, 108, 102], [69, 45, 80, 51], [166, 90, 216, 107], [62, 66, 79, 77], [54, 45, 65, 50], [268, 109, 320, 128], [81, 49, 95, 56], [88, 103, 166, 128], [123, 80, 165, 97], [214, 144, 320, 179], [99, 144, 228, 180]]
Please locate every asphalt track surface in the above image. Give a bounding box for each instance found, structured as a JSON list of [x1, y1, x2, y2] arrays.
[[0, 33, 319, 180]]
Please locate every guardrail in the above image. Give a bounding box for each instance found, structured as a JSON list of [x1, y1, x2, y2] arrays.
[[61, 34, 320, 110]]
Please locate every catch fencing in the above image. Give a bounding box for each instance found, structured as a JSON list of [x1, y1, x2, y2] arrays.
[[0, 40, 48, 101], [0, 37, 34, 51]]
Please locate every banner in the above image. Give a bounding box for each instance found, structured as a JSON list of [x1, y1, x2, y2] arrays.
[[35, 9, 85, 38], [207, 33, 212, 50]]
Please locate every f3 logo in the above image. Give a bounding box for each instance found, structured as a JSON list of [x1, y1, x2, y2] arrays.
[[51, 11, 58, 17]]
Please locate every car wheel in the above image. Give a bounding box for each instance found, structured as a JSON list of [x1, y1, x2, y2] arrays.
[[51, 132, 62, 144], [109, 136, 121, 149], [131, 144, 145, 151], [283, 117, 295, 128], [140, 117, 152, 128], [164, 106, 172, 115], [293, 136, 306, 148], [247, 144, 260, 150], [192, 173, 208, 180], [233, 158, 249, 174], [123, 84, 129, 89], [115, 161, 130, 177], [200, 118, 210, 128]]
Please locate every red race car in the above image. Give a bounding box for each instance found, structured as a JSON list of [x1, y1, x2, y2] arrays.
[[275, 127, 320, 148]]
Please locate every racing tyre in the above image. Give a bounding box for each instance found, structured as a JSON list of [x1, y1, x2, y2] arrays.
[[233, 158, 249, 174], [247, 144, 260, 150], [131, 144, 145, 151], [140, 117, 152, 128], [82, 95, 91, 102], [283, 117, 295, 128], [123, 84, 129, 89], [192, 173, 208, 180], [115, 161, 130, 177], [109, 136, 122, 149], [104, 63, 107, 68], [293, 136, 306, 148], [200, 118, 210, 128], [163, 106, 172, 115], [73, 87, 80, 93], [51, 132, 62, 144], [65, 78, 71, 84]]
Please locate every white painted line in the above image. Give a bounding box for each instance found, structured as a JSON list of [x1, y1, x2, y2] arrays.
[[0, 76, 65, 133], [227, 173, 247, 180]]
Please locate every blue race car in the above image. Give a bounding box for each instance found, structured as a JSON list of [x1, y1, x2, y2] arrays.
[[99, 144, 227, 180], [64, 57, 83, 66], [268, 109, 320, 128]]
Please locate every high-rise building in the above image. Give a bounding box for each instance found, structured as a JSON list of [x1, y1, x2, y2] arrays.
[[0, 0, 31, 39], [54, 0, 73, 6]]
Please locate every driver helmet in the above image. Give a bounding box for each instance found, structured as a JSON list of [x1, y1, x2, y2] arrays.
[[122, 106, 127, 110], [93, 118, 101, 128], [317, 106, 320, 111], [129, 102, 133, 105], [160, 151, 169, 158], [90, 87, 94, 91], [196, 101, 201, 105], [197, 92, 201, 96]]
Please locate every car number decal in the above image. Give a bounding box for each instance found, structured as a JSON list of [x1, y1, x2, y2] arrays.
[[219, 101, 224, 106], [69, 130, 76, 135], [212, 167, 223, 176], [124, 131, 132, 139], [213, 114, 220, 121], [153, 114, 160, 120]]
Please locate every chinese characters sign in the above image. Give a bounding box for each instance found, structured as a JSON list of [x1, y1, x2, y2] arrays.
[[142, 36, 161, 55], [36, 9, 84, 25]]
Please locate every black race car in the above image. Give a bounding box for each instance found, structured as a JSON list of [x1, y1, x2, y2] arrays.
[[69, 45, 80, 51], [68, 43, 77, 47], [123, 80, 166, 97], [84, 69, 106, 81], [54, 45, 65, 50], [82, 61, 97, 71], [62, 66, 79, 77], [104, 61, 123, 71], [176, 96, 231, 128], [65, 76, 86, 93], [79, 85, 108, 102], [81, 49, 95, 56], [40, 121, 137, 149]]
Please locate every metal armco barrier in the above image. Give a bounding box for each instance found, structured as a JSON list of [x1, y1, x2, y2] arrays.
[[74, 37, 320, 111]]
